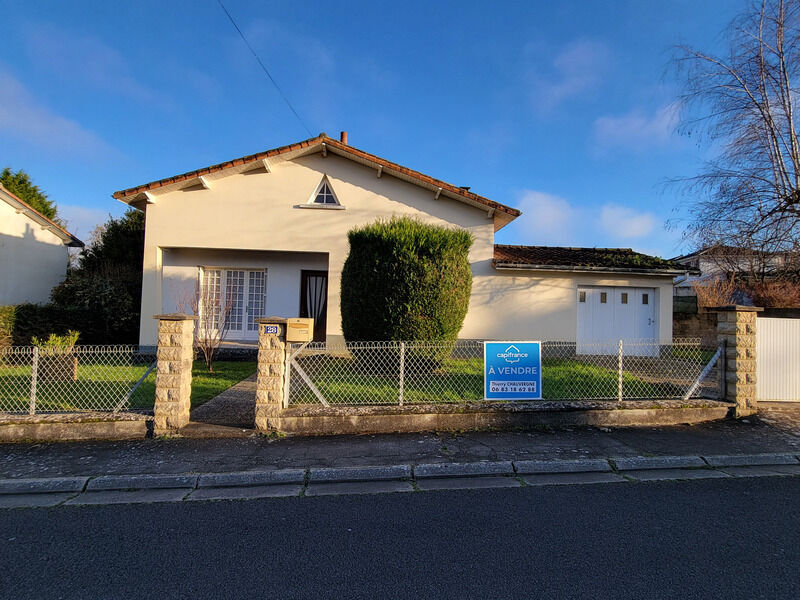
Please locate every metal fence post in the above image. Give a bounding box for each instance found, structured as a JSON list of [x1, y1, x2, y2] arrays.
[[29, 346, 38, 415], [398, 341, 405, 406], [617, 339, 623, 402], [718, 338, 727, 401]]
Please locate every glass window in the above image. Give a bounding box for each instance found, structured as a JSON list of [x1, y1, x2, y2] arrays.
[[642, 293, 649, 305], [621, 292, 628, 304], [313, 181, 339, 204], [600, 292, 607, 303], [578, 291, 586, 303]]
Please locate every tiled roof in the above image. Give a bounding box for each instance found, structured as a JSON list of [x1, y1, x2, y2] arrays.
[[493, 245, 692, 274], [0, 184, 83, 247], [112, 133, 520, 220]]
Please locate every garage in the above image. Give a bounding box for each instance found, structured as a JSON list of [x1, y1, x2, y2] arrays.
[[577, 286, 657, 354]]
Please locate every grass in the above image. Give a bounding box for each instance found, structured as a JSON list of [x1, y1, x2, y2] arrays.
[[0, 360, 256, 413], [130, 361, 257, 410], [290, 356, 675, 405]]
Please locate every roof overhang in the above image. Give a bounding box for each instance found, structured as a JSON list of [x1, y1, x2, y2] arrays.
[[0, 184, 84, 247]]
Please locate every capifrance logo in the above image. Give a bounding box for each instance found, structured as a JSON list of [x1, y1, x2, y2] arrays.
[[496, 344, 529, 364]]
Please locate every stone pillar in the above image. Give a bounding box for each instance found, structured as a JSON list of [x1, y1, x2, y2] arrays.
[[153, 314, 197, 433], [712, 305, 762, 417], [254, 317, 287, 431]]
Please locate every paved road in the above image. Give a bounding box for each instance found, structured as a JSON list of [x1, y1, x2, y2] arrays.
[[2, 477, 799, 599]]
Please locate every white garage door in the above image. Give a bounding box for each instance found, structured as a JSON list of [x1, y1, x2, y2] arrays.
[[577, 287, 656, 355]]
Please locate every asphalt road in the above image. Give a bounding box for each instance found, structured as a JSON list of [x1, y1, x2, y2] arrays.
[[2, 477, 799, 599]]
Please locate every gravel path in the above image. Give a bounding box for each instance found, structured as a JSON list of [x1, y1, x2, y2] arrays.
[[190, 375, 257, 428]]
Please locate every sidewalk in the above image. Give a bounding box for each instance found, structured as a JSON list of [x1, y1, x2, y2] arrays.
[[2, 406, 799, 479], [2, 407, 800, 507]]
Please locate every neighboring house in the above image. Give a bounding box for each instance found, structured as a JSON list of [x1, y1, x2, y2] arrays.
[[672, 245, 793, 296], [0, 183, 83, 305], [113, 132, 685, 348]]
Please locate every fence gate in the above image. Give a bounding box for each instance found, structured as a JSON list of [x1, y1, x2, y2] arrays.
[[756, 317, 800, 402]]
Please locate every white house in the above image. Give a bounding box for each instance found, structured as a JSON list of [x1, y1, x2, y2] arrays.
[[672, 245, 792, 297], [0, 183, 83, 305], [113, 132, 685, 348]]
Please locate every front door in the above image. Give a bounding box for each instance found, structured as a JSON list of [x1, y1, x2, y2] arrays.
[[299, 270, 328, 342]]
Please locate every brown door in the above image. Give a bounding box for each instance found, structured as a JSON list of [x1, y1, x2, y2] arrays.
[[299, 270, 328, 342]]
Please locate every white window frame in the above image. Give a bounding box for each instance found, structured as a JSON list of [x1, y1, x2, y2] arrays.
[[296, 175, 346, 210], [198, 267, 268, 340]]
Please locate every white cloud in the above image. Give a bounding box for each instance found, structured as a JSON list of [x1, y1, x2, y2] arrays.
[[599, 204, 657, 238], [57, 204, 112, 242], [0, 68, 114, 157], [526, 40, 611, 113], [514, 190, 579, 245], [504, 190, 659, 247], [23, 23, 169, 107], [592, 104, 679, 153]]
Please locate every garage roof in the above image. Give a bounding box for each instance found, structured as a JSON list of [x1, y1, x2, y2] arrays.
[[493, 245, 695, 275]]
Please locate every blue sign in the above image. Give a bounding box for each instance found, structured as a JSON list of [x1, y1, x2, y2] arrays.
[[262, 325, 280, 335], [484, 341, 542, 400]]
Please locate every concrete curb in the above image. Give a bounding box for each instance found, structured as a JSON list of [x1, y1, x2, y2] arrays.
[[4, 453, 800, 502], [702, 453, 800, 467], [309, 465, 411, 482], [414, 461, 514, 478], [87, 474, 198, 491], [0, 476, 88, 494], [514, 458, 611, 474], [613, 456, 707, 471], [197, 469, 305, 488]]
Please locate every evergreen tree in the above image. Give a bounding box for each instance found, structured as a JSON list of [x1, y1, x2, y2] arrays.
[[0, 168, 59, 221]]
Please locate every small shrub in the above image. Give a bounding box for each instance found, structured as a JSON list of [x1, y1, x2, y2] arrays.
[[32, 330, 80, 354]]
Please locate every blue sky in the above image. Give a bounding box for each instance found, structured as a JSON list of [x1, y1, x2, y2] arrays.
[[1, 0, 744, 256]]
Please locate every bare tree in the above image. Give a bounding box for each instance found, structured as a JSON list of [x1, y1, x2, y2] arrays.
[[176, 282, 234, 373], [691, 275, 739, 308], [672, 0, 800, 280]]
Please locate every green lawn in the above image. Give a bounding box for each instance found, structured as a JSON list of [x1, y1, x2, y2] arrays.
[[290, 356, 678, 405], [0, 360, 256, 413], [129, 361, 257, 409]]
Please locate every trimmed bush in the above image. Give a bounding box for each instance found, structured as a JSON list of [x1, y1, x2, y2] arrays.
[[341, 217, 473, 365]]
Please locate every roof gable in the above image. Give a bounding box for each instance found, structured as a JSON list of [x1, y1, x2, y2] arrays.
[[0, 184, 83, 247], [112, 134, 521, 231]]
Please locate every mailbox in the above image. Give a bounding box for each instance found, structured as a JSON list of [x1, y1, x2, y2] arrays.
[[286, 318, 314, 342]]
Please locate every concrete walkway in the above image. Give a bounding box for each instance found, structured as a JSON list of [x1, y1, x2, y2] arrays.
[[189, 374, 257, 428]]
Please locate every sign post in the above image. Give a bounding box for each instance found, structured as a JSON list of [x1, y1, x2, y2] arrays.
[[484, 341, 542, 400]]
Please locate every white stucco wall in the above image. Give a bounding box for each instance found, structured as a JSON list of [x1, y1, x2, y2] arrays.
[[134, 150, 674, 345], [467, 270, 673, 343], [0, 200, 69, 305]]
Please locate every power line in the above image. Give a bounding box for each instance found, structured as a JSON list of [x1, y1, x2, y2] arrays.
[[216, 0, 313, 137]]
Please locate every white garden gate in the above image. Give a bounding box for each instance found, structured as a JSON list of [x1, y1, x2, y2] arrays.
[[756, 317, 800, 402]]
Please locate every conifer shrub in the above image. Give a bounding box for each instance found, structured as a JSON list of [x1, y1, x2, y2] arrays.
[[340, 217, 473, 369]]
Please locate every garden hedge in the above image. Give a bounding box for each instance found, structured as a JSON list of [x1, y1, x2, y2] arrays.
[[340, 217, 473, 364]]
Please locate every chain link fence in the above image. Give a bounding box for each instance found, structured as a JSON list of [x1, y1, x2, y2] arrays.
[[0, 345, 157, 414], [286, 339, 721, 406]]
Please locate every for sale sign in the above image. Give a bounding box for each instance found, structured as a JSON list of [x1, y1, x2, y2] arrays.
[[483, 342, 542, 400]]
